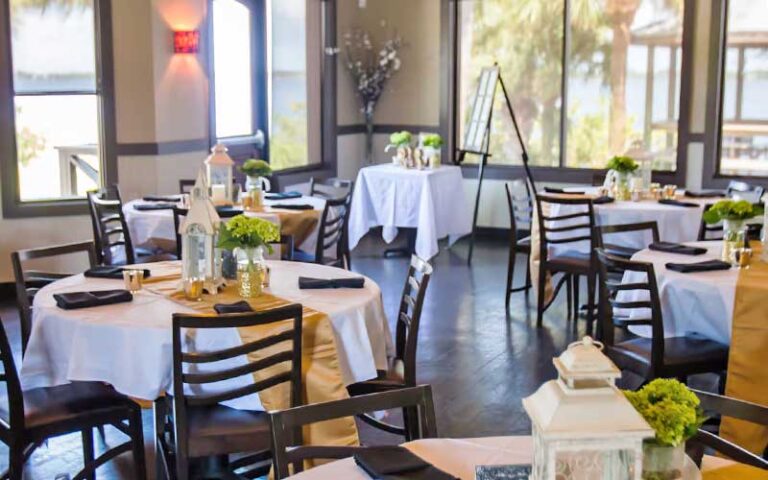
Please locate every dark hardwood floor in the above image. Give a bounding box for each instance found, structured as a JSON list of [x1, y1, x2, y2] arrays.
[[0, 235, 600, 478]]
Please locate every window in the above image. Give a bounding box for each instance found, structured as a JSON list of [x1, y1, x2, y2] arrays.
[[2, 0, 109, 209], [718, 0, 768, 177], [456, 0, 684, 171], [210, 0, 321, 170]]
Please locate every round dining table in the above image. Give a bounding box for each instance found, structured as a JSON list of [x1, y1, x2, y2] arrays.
[[21, 260, 393, 411]]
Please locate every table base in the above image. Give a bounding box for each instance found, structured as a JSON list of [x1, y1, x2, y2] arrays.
[[384, 228, 417, 258]]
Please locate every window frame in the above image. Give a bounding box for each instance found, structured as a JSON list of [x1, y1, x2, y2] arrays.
[[702, 0, 768, 188], [441, 0, 694, 186], [0, 0, 117, 218]]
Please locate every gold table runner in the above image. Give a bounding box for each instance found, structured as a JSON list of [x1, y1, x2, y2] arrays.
[[703, 463, 768, 480], [268, 208, 320, 247], [146, 274, 359, 449], [720, 242, 768, 455]]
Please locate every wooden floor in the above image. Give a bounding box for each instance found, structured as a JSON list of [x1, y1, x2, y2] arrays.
[[0, 235, 602, 478]]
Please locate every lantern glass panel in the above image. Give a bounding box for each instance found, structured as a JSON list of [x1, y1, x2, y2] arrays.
[[182, 223, 212, 282]]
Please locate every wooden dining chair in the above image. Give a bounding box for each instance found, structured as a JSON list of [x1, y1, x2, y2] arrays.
[[687, 389, 768, 470], [346, 256, 432, 437], [294, 191, 353, 269], [535, 194, 598, 333], [11, 241, 96, 355], [87, 187, 176, 265], [0, 315, 146, 480], [154, 304, 303, 480], [269, 385, 438, 479], [504, 180, 533, 307], [308, 177, 354, 200], [595, 221, 660, 260], [595, 248, 729, 384]]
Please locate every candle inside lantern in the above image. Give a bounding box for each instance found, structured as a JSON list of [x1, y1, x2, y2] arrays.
[[211, 184, 226, 203]]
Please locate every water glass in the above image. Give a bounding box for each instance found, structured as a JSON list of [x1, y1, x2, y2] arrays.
[[122, 269, 144, 293], [184, 277, 205, 301], [649, 183, 662, 200], [663, 184, 677, 200], [731, 247, 753, 269]]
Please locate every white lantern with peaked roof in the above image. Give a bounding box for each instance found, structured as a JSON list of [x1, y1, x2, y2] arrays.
[[180, 170, 223, 293], [523, 337, 654, 480], [205, 143, 235, 206]]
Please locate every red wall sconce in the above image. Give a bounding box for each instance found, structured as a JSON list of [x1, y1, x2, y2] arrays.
[[174, 30, 200, 54]]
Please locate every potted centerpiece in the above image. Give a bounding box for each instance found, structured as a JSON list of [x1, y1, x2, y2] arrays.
[[240, 159, 272, 211], [422, 134, 442, 169], [217, 215, 280, 298], [606, 155, 639, 201], [385, 130, 413, 167], [624, 379, 706, 480], [703, 199, 763, 263]]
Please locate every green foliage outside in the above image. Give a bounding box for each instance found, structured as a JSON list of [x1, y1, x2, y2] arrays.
[[269, 102, 308, 171], [15, 107, 45, 167], [624, 379, 705, 447]]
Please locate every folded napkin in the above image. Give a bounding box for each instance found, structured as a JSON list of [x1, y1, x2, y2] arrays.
[[142, 195, 180, 202], [216, 206, 243, 214], [658, 199, 699, 208], [134, 203, 176, 211], [649, 242, 707, 256], [270, 204, 314, 210], [593, 196, 615, 204], [265, 191, 302, 200], [544, 187, 585, 195], [84, 266, 151, 279], [213, 300, 253, 314], [54, 289, 133, 310], [298, 276, 365, 289], [684, 190, 725, 198], [665, 260, 732, 273], [354, 446, 458, 480]]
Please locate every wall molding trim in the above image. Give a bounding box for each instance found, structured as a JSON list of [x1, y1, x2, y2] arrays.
[[337, 124, 441, 136], [116, 138, 210, 156]]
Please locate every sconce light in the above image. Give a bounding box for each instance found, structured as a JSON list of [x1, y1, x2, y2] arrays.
[[174, 30, 200, 54], [358, 0, 366, 7]]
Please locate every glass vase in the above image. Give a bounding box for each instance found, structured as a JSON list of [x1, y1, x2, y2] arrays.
[[613, 171, 632, 201], [722, 219, 746, 264], [642, 441, 685, 480], [244, 176, 270, 211], [236, 247, 267, 298]]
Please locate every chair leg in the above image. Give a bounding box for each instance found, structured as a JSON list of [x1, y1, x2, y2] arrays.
[[566, 275, 573, 321], [505, 245, 516, 309], [129, 407, 148, 480], [536, 264, 547, 328], [572, 276, 580, 323], [81, 428, 95, 480], [586, 273, 596, 336], [524, 255, 532, 299], [7, 443, 25, 480], [153, 399, 168, 480]]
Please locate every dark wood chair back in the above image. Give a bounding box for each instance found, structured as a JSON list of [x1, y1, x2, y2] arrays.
[[595, 221, 660, 259], [688, 389, 768, 470], [179, 179, 195, 195], [170, 305, 304, 469], [535, 194, 596, 263], [595, 248, 664, 365], [505, 179, 533, 240], [11, 241, 96, 354], [315, 191, 353, 269], [0, 315, 25, 434], [269, 385, 438, 479], [87, 186, 135, 265], [308, 177, 353, 200], [396, 256, 433, 387]]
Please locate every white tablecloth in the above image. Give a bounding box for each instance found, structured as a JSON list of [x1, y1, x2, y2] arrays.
[[548, 193, 711, 257], [620, 241, 737, 345], [290, 436, 705, 479], [123, 195, 325, 253], [21, 261, 393, 411], [348, 165, 472, 260]]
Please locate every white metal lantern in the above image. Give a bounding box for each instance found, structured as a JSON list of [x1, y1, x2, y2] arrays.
[[523, 337, 654, 480], [624, 141, 654, 190], [180, 170, 224, 293], [205, 143, 234, 206]]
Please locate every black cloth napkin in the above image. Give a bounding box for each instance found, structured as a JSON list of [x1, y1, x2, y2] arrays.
[[270, 204, 314, 210], [684, 190, 724, 198], [213, 301, 253, 314], [354, 446, 458, 480], [54, 290, 133, 310], [142, 195, 180, 202], [298, 276, 365, 289], [665, 260, 732, 273], [649, 242, 707, 256], [84, 266, 151, 279], [658, 199, 699, 208], [544, 187, 585, 195], [593, 196, 615, 204], [265, 191, 302, 200], [134, 203, 176, 211]]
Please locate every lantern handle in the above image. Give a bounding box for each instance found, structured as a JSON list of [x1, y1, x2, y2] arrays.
[[566, 336, 604, 351]]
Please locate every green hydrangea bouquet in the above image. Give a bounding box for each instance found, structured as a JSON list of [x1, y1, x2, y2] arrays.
[[606, 155, 639, 174], [388, 131, 412, 148], [422, 134, 443, 149], [217, 215, 279, 254], [240, 159, 272, 178], [702, 199, 763, 224]]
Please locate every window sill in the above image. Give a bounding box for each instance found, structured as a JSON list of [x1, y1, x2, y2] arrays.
[[457, 163, 683, 185], [1, 197, 89, 219]]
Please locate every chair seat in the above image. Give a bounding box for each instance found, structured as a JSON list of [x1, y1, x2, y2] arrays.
[[347, 358, 406, 397], [0, 382, 135, 435], [548, 251, 592, 273], [610, 334, 729, 378], [186, 403, 272, 458]]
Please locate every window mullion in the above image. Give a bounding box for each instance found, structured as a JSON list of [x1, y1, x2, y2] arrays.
[[559, 0, 570, 169]]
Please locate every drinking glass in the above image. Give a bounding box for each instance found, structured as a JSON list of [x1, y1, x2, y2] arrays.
[[663, 184, 677, 200], [122, 269, 144, 293], [184, 277, 205, 301]]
